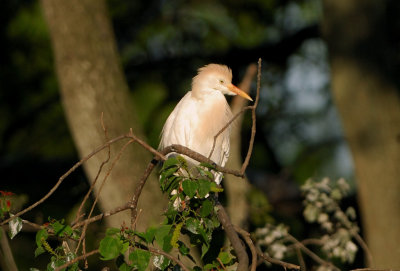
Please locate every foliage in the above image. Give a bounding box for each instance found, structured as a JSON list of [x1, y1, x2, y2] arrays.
[[3, 155, 369, 271], [97, 156, 232, 270], [255, 177, 362, 270]]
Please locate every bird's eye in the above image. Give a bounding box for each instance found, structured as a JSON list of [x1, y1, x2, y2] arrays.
[[219, 79, 224, 84]]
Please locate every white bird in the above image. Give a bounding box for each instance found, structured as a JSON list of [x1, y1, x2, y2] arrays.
[[159, 64, 252, 184]]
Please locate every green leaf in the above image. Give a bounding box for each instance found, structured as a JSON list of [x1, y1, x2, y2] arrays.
[[160, 168, 179, 191], [118, 262, 131, 271], [200, 199, 213, 217], [204, 263, 217, 270], [154, 225, 172, 251], [201, 243, 210, 258], [47, 256, 65, 271], [135, 227, 156, 244], [34, 246, 45, 257], [162, 234, 173, 252], [165, 176, 182, 195], [8, 216, 22, 239], [218, 251, 232, 264], [51, 221, 74, 238], [30, 268, 40, 271], [129, 249, 151, 271], [182, 179, 198, 198], [36, 229, 48, 248], [178, 241, 190, 256], [198, 227, 211, 244], [153, 255, 170, 270], [185, 218, 201, 234], [106, 227, 121, 236], [120, 241, 130, 254], [144, 227, 156, 243], [99, 236, 122, 260], [210, 182, 224, 193], [162, 156, 179, 170], [198, 179, 211, 198]]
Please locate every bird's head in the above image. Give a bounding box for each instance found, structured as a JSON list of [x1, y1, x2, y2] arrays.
[[192, 64, 253, 101]]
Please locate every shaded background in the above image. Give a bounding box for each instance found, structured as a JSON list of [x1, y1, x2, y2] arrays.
[[1, 0, 399, 270]]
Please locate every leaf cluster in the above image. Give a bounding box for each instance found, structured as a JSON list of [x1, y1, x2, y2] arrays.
[[33, 218, 80, 271], [96, 156, 235, 270]]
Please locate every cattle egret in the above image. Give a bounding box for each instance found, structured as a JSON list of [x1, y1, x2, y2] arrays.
[[160, 64, 252, 184]]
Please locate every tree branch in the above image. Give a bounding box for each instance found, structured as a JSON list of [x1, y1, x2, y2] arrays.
[[214, 199, 249, 271]]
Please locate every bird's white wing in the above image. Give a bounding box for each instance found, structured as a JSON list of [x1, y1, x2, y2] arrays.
[[160, 92, 198, 151]]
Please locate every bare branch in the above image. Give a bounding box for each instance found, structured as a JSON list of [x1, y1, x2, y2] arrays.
[[240, 58, 261, 175], [286, 233, 340, 271], [146, 247, 190, 271], [233, 225, 258, 271], [74, 112, 112, 225], [352, 230, 373, 267], [257, 248, 300, 270], [0, 134, 130, 226], [54, 249, 99, 271], [214, 199, 249, 271], [76, 139, 135, 254]]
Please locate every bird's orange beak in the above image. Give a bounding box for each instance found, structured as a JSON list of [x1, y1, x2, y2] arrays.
[[228, 83, 253, 101]]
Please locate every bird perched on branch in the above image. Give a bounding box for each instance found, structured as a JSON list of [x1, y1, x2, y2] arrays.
[[160, 64, 252, 184]]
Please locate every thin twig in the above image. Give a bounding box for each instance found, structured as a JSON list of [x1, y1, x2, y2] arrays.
[[147, 247, 190, 271], [256, 247, 300, 270], [286, 233, 340, 271], [72, 201, 131, 229], [76, 139, 135, 254], [54, 249, 99, 271], [0, 134, 131, 226], [352, 230, 373, 267], [233, 225, 257, 271], [240, 58, 261, 175], [295, 245, 306, 271], [73, 112, 111, 225], [208, 105, 253, 160]]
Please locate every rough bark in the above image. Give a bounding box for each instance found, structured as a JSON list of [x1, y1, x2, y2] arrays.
[[322, 0, 400, 268], [40, 0, 166, 230]]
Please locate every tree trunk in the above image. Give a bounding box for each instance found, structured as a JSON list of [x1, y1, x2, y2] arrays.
[[322, 0, 400, 268], [40, 0, 166, 230]]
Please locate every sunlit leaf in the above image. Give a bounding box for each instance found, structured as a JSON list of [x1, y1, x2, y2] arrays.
[[218, 251, 233, 265], [154, 225, 172, 251], [99, 236, 122, 260], [8, 216, 22, 239], [153, 254, 170, 270], [106, 227, 120, 236], [129, 249, 151, 271], [118, 262, 131, 271], [185, 217, 200, 234], [51, 220, 74, 238], [35, 228, 48, 248]]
